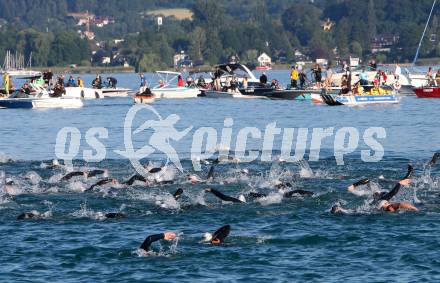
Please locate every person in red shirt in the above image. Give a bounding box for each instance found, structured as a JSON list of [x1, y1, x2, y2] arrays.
[[177, 75, 184, 87]]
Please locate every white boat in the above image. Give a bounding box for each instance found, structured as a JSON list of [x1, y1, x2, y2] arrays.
[[151, 71, 200, 99], [101, 87, 131, 97], [331, 66, 414, 94], [63, 87, 104, 99], [321, 93, 400, 106], [202, 89, 267, 99], [0, 88, 83, 109]]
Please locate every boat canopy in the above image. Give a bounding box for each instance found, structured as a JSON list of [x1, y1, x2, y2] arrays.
[[215, 63, 258, 81], [155, 71, 181, 75]]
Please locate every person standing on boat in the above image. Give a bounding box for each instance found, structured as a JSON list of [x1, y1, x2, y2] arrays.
[[325, 66, 333, 89], [290, 66, 299, 89], [427, 67, 434, 86], [435, 69, 440, 86], [394, 64, 401, 80], [2, 72, 10, 97], [312, 64, 322, 88], [139, 73, 147, 87], [259, 72, 268, 85], [107, 77, 117, 88], [213, 67, 222, 91], [177, 75, 184, 87], [299, 69, 307, 89], [359, 68, 369, 86], [242, 76, 248, 89], [77, 77, 84, 88], [92, 74, 102, 89]]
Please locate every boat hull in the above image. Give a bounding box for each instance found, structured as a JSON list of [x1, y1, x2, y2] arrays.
[[101, 88, 130, 97], [414, 87, 440, 98], [240, 87, 310, 100], [321, 94, 400, 106], [134, 95, 155, 104], [151, 87, 200, 98], [0, 97, 83, 109], [64, 87, 104, 99]]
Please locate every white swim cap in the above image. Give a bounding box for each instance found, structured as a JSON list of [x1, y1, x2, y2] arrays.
[[203, 232, 213, 242], [238, 195, 246, 203]]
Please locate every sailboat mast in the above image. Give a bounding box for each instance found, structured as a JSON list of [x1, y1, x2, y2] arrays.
[[412, 0, 437, 65]]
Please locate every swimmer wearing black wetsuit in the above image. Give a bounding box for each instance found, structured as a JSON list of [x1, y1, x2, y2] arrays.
[[104, 212, 126, 219], [372, 164, 413, 204], [275, 183, 314, 197], [173, 188, 184, 200], [140, 232, 176, 252], [204, 188, 244, 203], [123, 174, 147, 185], [60, 171, 86, 181], [86, 178, 118, 191], [204, 225, 231, 244]]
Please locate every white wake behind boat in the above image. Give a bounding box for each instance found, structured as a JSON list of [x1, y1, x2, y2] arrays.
[[151, 71, 200, 99]]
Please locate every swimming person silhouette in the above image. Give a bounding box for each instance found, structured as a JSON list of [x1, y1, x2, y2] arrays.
[[134, 114, 192, 172]]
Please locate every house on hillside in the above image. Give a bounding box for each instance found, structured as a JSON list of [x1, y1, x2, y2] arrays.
[[315, 58, 328, 66], [173, 51, 192, 68], [257, 53, 271, 67], [371, 33, 399, 53]]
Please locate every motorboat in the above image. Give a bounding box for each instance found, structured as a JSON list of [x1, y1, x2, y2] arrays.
[[331, 65, 415, 94], [133, 87, 155, 103], [414, 86, 440, 98], [0, 88, 83, 109], [151, 71, 200, 98], [201, 89, 267, 99], [320, 85, 399, 106]]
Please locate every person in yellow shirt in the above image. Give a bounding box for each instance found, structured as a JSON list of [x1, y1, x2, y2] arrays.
[[2, 72, 10, 96], [77, 77, 84, 88], [290, 66, 299, 89]]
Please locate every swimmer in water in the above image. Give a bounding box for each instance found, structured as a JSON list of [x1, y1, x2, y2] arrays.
[[104, 212, 126, 219], [330, 202, 349, 214], [140, 232, 177, 252], [335, 165, 416, 213], [187, 164, 215, 184], [275, 182, 314, 197], [204, 188, 245, 203], [86, 178, 118, 191], [60, 169, 107, 181], [376, 199, 418, 212], [427, 152, 440, 167], [371, 164, 413, 204], [203, 225, 231, 244], [17, 211, 40, 220], [60, 171, 87, 181], [172, 188, 184, 200]]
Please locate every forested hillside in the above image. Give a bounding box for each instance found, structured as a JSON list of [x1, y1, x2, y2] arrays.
[[0, 0, 438, 70]]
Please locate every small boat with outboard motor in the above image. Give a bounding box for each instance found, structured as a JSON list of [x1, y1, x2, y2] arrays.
[[133, 87, 155, 104]]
